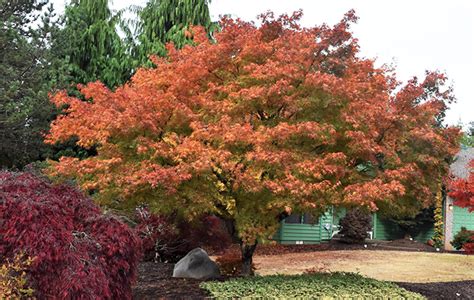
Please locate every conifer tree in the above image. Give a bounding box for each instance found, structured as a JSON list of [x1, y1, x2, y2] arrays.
[[133, 0, 216, 65]]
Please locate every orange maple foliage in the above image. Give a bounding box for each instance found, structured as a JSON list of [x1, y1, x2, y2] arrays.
[[46, 11, 460, 246]]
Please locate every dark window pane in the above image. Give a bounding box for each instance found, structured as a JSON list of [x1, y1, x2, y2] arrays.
[[285, 213, 302, 224], [303, 213, 317, 224]]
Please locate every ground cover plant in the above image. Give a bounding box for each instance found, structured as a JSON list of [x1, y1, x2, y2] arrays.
[[0, 171, 141, 299], [0, 253, 34, 298], [200, 273, 425, 299], [46, 9, 460, 274]]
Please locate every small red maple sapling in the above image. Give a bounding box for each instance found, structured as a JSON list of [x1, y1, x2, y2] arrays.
[[449, 159, 474, 212], [46, 10, 460, 274], [449, 159, 474, 253]]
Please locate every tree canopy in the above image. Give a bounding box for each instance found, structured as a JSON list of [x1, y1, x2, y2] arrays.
[[46, 11, 460, 273]]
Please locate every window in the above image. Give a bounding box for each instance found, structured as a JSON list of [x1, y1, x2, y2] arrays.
[[285, 213, 302, 224], [284, 213, 317, 224]]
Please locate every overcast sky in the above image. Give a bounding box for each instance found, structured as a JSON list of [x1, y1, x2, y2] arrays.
[[51, 0, 474, 128]]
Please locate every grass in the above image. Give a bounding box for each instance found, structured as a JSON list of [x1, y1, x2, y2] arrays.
[[201, 272, 425, 299], [254, 250, 474, 283]]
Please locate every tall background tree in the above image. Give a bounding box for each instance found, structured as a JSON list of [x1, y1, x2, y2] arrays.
[[0, 0, 58, 168], [53, 0, 132, 89], [46, 11, 461, 274], [132, 0, 216, 66]]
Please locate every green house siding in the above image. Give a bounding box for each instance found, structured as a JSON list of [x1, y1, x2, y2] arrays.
[[275, 206, 470, 245], [453, 206, 474, 235], [372, 214, 434, 243], [275, 211, 333, 244], [372, 214, 404, 241]]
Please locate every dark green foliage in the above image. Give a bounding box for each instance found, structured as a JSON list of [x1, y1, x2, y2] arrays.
[[0, 0, 57, 168], [54, 0, 133, 89], [388, 207, 435, 238], [339, 208, 372, 244], [200, 273, 424, 299], [451, 227, 474, 250], [133, 0, 216, 66]]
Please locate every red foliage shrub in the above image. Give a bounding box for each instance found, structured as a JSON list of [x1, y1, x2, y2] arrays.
[[339, 208, 372, 244], [0, 171, 141, 299], [464, 241, 474, 254], [181, 214, 233, 253], [134, 208, 181, 262], [134, 207, 231, 262]]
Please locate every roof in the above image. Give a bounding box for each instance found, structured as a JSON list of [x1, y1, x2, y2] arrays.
[[450, 147, 474, 179]]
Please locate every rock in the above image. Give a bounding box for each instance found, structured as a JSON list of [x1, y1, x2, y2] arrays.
[[172, 248, 220, 280]]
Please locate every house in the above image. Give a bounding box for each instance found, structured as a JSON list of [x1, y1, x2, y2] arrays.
[[444, 147, 474, 250], [274, 147, 474, 250]]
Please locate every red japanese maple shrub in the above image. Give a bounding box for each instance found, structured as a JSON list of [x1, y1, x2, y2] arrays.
[[0, 171, 141, 299], [134, 208, 181, 262], [180, 214, 232, 253], [135, 207, 231, 262]]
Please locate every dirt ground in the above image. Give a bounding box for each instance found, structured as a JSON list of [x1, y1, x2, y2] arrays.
[[254, 250, 474, 283]]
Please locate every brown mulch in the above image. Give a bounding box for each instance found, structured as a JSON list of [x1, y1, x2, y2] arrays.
[[211, 238, 444, 257], [132, 262, 208, 300], [396, 281, 474, 300]]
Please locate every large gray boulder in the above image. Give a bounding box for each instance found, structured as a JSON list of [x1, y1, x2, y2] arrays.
[[172, 248, 220, 280]]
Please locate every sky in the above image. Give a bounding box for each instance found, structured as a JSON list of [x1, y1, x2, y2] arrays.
[[51, 0, 474, 128]]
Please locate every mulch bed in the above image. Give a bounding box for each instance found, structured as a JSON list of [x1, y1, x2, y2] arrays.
[[133, 262, 208, 300], [396, 281, 474, 300], [211, 238, 447, 257], [133, 241, 469, 299]]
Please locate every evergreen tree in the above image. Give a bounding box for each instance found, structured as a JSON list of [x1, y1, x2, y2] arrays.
[[133, 0, 216, 66], [0, 0, 57, 168], [55, 0, 132, 89]]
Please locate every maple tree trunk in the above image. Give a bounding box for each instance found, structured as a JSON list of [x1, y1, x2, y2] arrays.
[[240, 240, 258, 276]]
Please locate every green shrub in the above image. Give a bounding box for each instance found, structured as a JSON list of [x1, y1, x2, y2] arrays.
[[201, 273, 425, 299], [451, 227, 474, 250]]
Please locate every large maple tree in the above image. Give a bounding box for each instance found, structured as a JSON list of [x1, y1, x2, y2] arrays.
[[46, 11, 460, 274]]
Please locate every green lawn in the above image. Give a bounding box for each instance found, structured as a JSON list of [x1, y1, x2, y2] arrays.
[[201, 272, 424, 299]]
